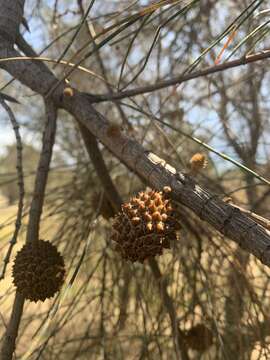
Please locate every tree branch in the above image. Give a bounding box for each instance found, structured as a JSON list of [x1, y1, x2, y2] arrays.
[[86, 50, 270, 102], [63, 94, 270, 267]]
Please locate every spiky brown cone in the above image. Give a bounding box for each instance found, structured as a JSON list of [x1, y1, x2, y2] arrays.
[[12, 240, 65, 302], [111, 187, 179, 263]]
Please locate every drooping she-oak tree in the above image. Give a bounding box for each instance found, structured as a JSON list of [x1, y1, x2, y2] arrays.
[[1, 1, 270, 359]]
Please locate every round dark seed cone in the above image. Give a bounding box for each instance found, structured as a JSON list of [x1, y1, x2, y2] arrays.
[[12, 240, 65, 302], [184, 324, 213, 352]]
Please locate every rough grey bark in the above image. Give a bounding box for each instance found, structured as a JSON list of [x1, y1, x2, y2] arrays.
[[0, 0, 24, 46]]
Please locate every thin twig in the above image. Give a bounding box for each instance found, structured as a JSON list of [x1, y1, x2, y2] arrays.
[[78, 123, 122, 212], [0, 98, 24, 280], [56, 0, 96, 65], [26, 100, 57, 242], [88, 50, 270, 102], [149, 258, 189, 360]]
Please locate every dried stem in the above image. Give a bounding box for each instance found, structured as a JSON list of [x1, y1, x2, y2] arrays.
[[0, 99, 24, 280], [78, 123, 122, 212], [88, 50, 270, 102], [149, 258, 189, 360], [26, 101, 57, 243]]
